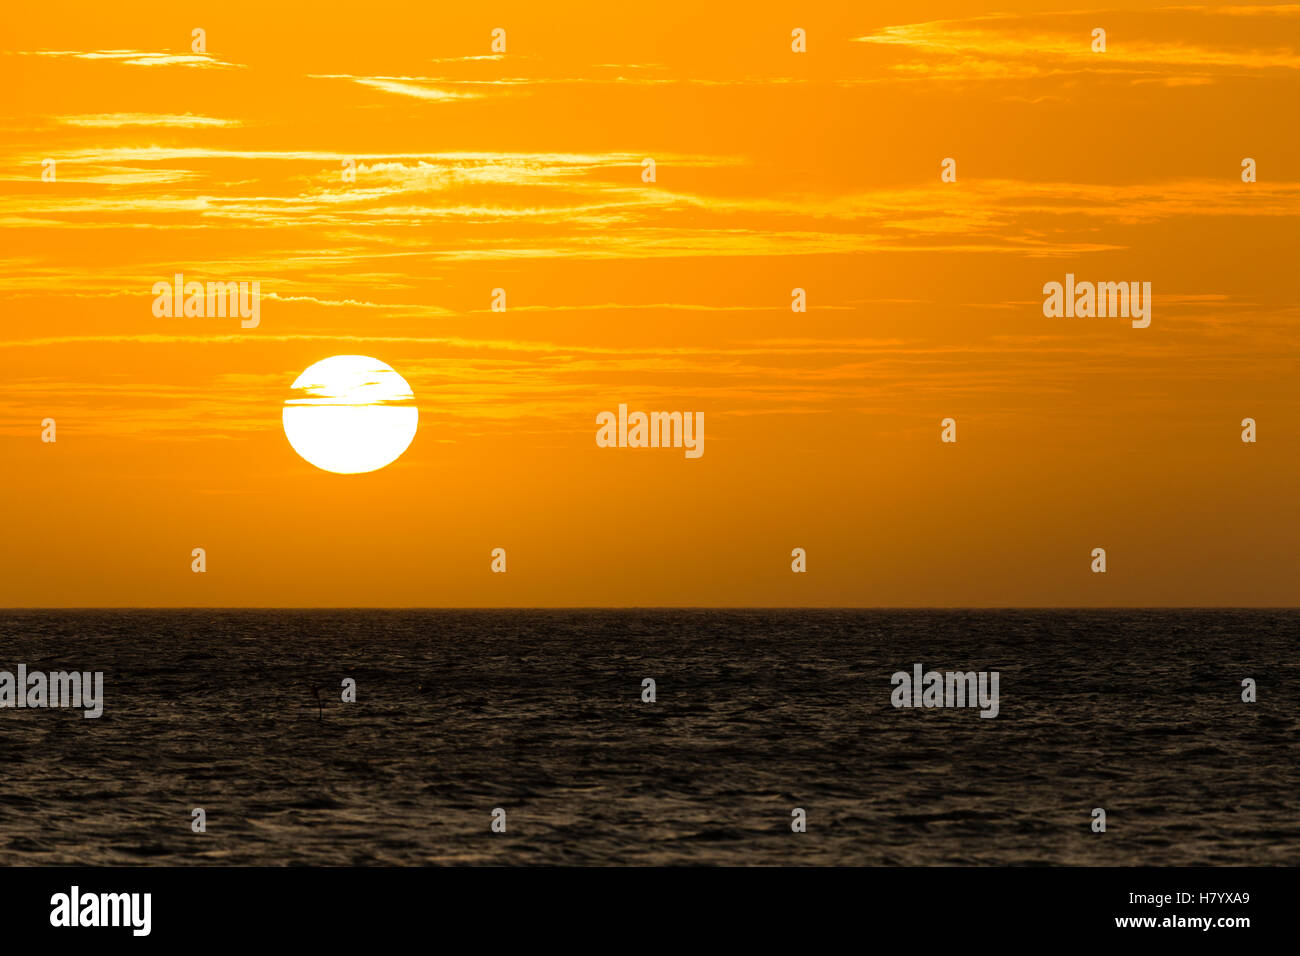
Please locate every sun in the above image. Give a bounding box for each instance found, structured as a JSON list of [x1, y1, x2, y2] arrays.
[[282, 355, 418, 474]]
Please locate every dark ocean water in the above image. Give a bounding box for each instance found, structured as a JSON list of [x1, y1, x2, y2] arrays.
[[0, 609, 1296, 866]]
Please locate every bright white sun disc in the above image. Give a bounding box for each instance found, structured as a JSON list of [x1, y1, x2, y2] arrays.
[[282, 355, 418, 474]]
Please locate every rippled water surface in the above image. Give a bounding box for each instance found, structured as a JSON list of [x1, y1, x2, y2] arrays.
[[1, 609, 1296, 865]]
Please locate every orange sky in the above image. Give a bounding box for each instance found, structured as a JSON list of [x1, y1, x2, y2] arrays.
[[2, 1, 1298, 607]]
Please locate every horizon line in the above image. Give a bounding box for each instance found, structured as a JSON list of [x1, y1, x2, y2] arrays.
[[4, 605, 1299, 612]]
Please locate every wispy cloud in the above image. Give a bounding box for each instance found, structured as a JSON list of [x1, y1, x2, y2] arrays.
[[852, 7, 1300, 84], [309, 69, 804, 100], [55, 113, 241, 128], [16, 49, 245, 69], [309, 74, 485, 101]]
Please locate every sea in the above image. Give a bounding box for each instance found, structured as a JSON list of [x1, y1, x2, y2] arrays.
[[0, 609, 1296, 865]]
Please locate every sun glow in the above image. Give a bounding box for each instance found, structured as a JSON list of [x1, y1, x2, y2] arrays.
[[282, 355, 418, 474]]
